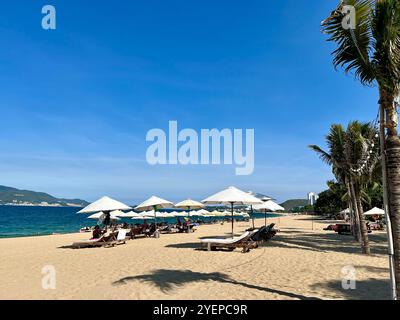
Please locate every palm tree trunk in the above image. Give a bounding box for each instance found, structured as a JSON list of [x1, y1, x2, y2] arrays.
[[354, 181, 370, 254], [346, 179, 358, 241], [386, 135, 400, 295], [380, 89, 400, 296], [349, 177, 362, 244]]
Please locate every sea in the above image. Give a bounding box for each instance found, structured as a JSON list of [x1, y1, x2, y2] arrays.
[[0, 205, 279, 238]]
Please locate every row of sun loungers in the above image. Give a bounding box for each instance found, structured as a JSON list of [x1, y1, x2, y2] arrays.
[[71, 223, 277, 251], [71, 222, 195, 249]]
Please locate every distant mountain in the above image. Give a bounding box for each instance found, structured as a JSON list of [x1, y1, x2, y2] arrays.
[[279, 199, 309, 211], [0, 185, 89, 207]]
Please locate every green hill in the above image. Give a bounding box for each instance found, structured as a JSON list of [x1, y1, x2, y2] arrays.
[[0, 185, 88, 207], [279, 199, 308, 211]]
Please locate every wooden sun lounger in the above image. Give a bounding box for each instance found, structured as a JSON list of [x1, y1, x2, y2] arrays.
[[71, 230, 127, 249], [200, 229, 259, 253]]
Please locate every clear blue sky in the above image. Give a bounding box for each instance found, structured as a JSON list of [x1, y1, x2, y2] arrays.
[[0, 1, 379, 204]]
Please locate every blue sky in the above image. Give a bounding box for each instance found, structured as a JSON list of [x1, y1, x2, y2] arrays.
[[0, 1, 379, 204]]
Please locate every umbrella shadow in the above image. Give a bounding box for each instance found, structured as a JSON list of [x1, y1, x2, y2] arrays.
[[113, 269, 321, 300], [57, 245, 76, 249], [165, 242, 200, 249]]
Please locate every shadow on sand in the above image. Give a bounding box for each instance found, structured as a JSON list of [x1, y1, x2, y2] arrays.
[[112, 269, 321, 300], [311, 278, 391, 300], [268, 230, 388, 255]]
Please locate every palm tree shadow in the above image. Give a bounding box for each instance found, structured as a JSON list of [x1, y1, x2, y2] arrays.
[[312, 278, 391, 300], [113, 269, 321, 300]]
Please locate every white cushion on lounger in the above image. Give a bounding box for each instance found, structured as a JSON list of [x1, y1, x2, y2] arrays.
[[116, 229, 127, 241]]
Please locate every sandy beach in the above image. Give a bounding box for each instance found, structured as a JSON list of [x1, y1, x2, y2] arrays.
[[0, 215, 391, 300]]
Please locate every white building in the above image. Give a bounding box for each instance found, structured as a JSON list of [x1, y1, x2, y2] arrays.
[[307, 192, 318, 206]]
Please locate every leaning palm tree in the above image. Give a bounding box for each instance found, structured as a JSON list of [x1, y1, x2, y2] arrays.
[[322, 0, 400, 296], [310, 122, 379, 254]]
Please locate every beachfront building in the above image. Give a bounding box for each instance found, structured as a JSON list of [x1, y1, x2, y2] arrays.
[[307, 192, 318, 206]]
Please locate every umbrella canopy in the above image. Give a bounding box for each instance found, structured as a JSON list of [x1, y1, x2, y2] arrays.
[[110, 210, 125, 216], [340, 208, 351, 214], [253, 200, 284, 212], [172, 211, 189, 217], [188, 210, 203, 216], [247, 191, 274, 201], [132, 211, 155, 220], [157, 211, 176, 218], [117, 211, 143, 218], [364, 207, 385, 216], [88, 211, 120, 221], [253, 200, 284, 225], [135, 196, 173, 211], [197, 209, 210, 215], [202, 186, 263, 205], [203, 186, 262, 237], [175, 199, 204, 209], [77, 196, 131, 214], [175, 199, 204, 219], [135, 196, 173, 228]]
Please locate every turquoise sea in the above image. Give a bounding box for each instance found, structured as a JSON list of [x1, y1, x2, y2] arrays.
[[0, 206, 278, 238]]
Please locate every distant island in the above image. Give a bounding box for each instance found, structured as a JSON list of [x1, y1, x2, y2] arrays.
[[279, 199, 308, 211], [0, 185, 89, 207]]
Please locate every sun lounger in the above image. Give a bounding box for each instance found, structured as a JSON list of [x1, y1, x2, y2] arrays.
[[144, 224, 158, 237], [200, 229, 259, 253], [71, 230, 126, 249]]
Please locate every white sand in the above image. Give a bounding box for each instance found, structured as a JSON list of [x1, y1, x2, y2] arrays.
[[0, 215, 391, 300]]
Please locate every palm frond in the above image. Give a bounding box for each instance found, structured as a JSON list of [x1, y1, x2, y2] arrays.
[[309, 145, 333, 165], [372, 0, 400, 95], [322, 0, 376, 84]]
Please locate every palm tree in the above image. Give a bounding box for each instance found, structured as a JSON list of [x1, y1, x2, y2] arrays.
[[322, 0, 400, 295], [310, 122, 379, 254], [309, 124, 362, 241]]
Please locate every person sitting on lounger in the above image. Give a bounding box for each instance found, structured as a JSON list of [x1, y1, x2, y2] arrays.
[[91, 225, 102, 239]]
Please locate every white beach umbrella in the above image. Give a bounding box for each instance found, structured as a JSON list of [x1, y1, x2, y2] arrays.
[[88, 211, 120, 223], [340, 208, 351, 214], [202, 186, 262, 236], [117, 211, 139, 218], [188, 210, 201, 216], [197, 209, 210, 215], [78, 196, 131, 214], [175, 199, 204, 218], [110, 210, 125, 216], [173, 211, 189, 217], [132, 211, 155, 221], [135, 196, 173, 211], [135, 196, 173, 226], [363, 207, 385, 216], [253, 200, 284, 225], [247, 191, 274, 202], [78, 196, 130, 225], [157, 211, 175, 219]]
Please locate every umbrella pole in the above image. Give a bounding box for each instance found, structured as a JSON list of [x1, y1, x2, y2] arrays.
[[231, 202, 234, 237], [251, 205, 254, 229], [265, 210, 267, 226], [153, 205, 158, 229]]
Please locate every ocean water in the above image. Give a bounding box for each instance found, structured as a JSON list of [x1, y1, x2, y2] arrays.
[[0, 206, 278, 238]]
